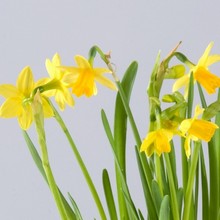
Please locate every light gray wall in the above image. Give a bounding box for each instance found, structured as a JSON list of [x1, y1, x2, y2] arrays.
[[0, 0, 219, 219]]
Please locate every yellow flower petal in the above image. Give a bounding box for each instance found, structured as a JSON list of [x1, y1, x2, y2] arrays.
[[74, 55, 91, 69], [0, 84, 20, 98], [141, 129, 173, 157], [0, 97, 22, 118], [188, 119, 218, 142], [172, 74, 190, 93], [18, 105, 33, 130], [17, 66, 34, 96], [206, 55, 220, 66], [42, 97, 54, 118], [197, 42, 213, 67], [52, 53, 61, 66], [184, 136, 191, 158], [194, 67, 220, 94], [95, 74, 117, 90]]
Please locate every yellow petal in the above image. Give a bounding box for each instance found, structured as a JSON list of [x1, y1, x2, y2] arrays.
[[172, 74, 190, 92], [0, 84, 20, 98], [52, 53, 61, 66], [184, 136, 191, 158], [18, 105, 33, 130], [62, 72, 79, 86], [63, 88, 75, 107], [197, 42, 214, 67], [45, 59, 56, 78], [194, 67, 220, 94], [194, 105, 204, 118], [17, 66, 34, 96], [188, 119, 218, 142], [0, 97, 22, 118], [95, 74, 117, 91], [179, 119, 193, 135], [74, 55, 91, 69], [140, 131, 156, 152], [42, 97, 54, 118], [206, 55, 220, 66]]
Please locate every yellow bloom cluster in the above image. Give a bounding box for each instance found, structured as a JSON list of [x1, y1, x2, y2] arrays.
[[0, 54, 116, 130], [141, 42, 220, 158]]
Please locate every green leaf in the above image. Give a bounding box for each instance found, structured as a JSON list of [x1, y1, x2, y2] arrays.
[[102, 169, 118, 220], [151, 180, 163, 214], [68, 193, 83, 220], [101, 110, 139, 219], [187, 72, 194, 118], [159, 195, 170, 220], [202, 100, 220, 120], [114, 61, 138, 219], [177, 188, 183, 217]]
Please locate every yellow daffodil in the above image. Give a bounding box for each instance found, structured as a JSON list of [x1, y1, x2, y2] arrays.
[[61, 55, 117, 97], [179, 105, 218, 158], [140, 128, 174, 157], [0, 66, 54, 130], [173, 42, 220, 97], [38, 53, 75, 111]]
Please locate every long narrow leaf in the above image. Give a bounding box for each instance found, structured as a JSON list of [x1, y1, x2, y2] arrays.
[[159, 195, 170, 220], [114, 61, 138, 219], [68, 193, 83, 220], [102, 169, 118, 220]]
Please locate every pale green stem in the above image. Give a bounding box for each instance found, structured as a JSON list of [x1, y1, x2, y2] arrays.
[[164, 153, 179, 220], [33, 108, 68, 220], [155, 155, 163, 196], [50, 102, 107, 220], [183, 141, 200, 220]]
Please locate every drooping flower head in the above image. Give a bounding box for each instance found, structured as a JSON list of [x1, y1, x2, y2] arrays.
[[38, 53, 75, 111], [140, 128, 174, 157], [61, 55, 117, 97], [179, 105, 218, 158], [0, 66, 53, 130], [173, 42, 220, 97]]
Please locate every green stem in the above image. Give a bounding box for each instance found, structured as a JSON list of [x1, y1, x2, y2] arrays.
[[155, 155, 163, 195], [183, 141, 201, 220], [51, 103, 107, 220], [164, 153, 179, 220], [33, 100, 68, 220]]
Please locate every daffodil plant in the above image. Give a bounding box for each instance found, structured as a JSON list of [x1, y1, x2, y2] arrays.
[[0, 42, 220, 220]]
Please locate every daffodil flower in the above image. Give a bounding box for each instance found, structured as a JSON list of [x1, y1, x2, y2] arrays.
[[140, 128, 174, 157], [60, 55, 117, 97], [179, 105, 218, 158], [38, 53, 75, 111], [173, 42, 220, 97], [0, 66, 54, 130]]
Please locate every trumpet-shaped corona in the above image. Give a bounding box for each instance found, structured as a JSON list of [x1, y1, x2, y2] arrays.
[[179, 105, 218, 158], [61, 55, 117, 97], [173, 42, 220, 97]]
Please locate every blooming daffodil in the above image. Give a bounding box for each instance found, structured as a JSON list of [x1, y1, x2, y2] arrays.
[[140, 128, 174, 157], [179, 105, 218, 158], [173, 42, 220, 96], [61, 55, 117, 97], [38, 53, 75, 111], [0, 66, 53, 130]]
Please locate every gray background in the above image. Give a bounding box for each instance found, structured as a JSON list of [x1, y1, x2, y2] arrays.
[[0, 0, 219, 219]]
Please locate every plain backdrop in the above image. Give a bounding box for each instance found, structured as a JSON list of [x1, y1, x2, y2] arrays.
[[0, 0, 220, 219]]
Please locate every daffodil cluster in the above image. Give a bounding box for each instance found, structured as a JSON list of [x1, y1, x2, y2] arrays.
[[0, 53, 116, 130], [141, 42, 220, 158]]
